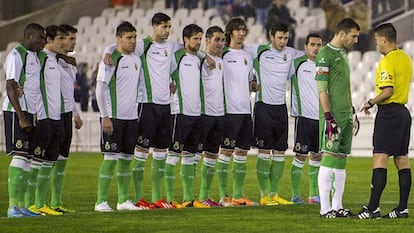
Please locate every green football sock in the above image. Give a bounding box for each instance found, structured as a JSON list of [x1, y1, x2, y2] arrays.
[[217, 154, 231, 199], [256, 154, 271, 197], [132, 154, 146, 202], [308, 160, 320, 197], [18, 168, 30, 208], [96, 158, 117, 204], [232, 155, 247, 199], [151, 155, 165, 202], [269, 156, 285, 194], [181, 155, 195, 201], [199, 157, 216, 201], [8, 156, 28, 208], [164, 153, 179, 202], [51, 159, 67, 207], [25, 160, 42, 207], [291, 158, 305, 198], [35, 161, 54, 209], [8, 166, 23, 208], [117, 156, 132, 204]]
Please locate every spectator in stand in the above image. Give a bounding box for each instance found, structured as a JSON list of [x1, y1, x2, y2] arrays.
[[75, 62, 89, 112], [304, 0, 321, 8], [232, 0, 255, 20], [216, 0, 233, 23], [347, 0, 370, 53], [184, 0, 199, 9], [266, 0, 296, 47], [165, 0, 179, 11], [252, 0, 272, 29], [320, 0, 346, 42]]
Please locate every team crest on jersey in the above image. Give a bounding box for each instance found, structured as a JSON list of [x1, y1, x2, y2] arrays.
[[244, 58, 247, 65], [218, 63, 222, 70], [135, 63, 138, 70], [104, 141, 111, 150], [34, 146, 41, 156], [15, 140, 23, 149], [173, 141, 180, 150], [283, 54, 287, 61], [164, 50, 168, 57]]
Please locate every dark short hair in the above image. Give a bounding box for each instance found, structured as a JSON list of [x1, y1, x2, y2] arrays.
[[206, 26, 224, 39], [335, 18, 360, 34], [182, 24, 203, 44], [24, 23, 44, 39], [152, 12, 171, 26], [225, 17, 248, 46], [45, 25, 66, 40], [305, 33, 322, 45], [270, 23, 289, 37], [116, 21, 136, 37], [60, 24, 78, 34], [373, 23, 397, 43]]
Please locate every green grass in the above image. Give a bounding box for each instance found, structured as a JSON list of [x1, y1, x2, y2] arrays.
[[0, 152, 413, 233]]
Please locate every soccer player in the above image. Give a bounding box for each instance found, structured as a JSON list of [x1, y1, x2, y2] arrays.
[[315, 18, 360, 218], [355, 23, 412, 219], [217, 17, 256, 206], [94, 21, 142, 212], [31, 25, 67, 216], [4, 23, 46, 218], [247, 23, 301, 206], [196, 26, 225, 207], [103, 13, 214, 209], [164, 23, 210, 208], [289, 33, 323, 205], [49, 24, 83, 213]]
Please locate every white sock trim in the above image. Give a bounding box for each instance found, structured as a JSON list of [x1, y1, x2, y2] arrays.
[[103, 153, 119, 160], [10, 156, 29, 168], [258, 153, 271, 160], [233, 155, 247, 163], [152, 151, 166, 160], [203, 157, 216, 167], [292, 157, 305, 168], [309, 159, 320, 167], [272, 155, 285, 162], [218, 154, 231, 164]]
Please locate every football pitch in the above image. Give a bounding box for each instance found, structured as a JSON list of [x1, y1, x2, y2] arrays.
[[0, 152, 413, 233]]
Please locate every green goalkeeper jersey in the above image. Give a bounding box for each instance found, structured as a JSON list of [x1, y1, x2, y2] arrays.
[[315, 43, 352, 114]]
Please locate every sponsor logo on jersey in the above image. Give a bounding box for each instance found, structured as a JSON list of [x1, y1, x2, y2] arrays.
[[135, 63, 138, 70], [318, 57, 326, 63], [380, 72, 388, 80], [218, 63, 222, 70]]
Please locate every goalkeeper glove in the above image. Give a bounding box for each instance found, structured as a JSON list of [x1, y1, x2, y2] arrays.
[[352, 106, 360, 136], [324, 112, 340, 140]]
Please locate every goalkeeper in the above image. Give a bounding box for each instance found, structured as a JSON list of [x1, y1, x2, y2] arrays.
[[315, 18, 360, 219]]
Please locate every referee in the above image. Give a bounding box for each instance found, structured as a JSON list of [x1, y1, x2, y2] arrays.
[[356, 23, 412, 219]]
